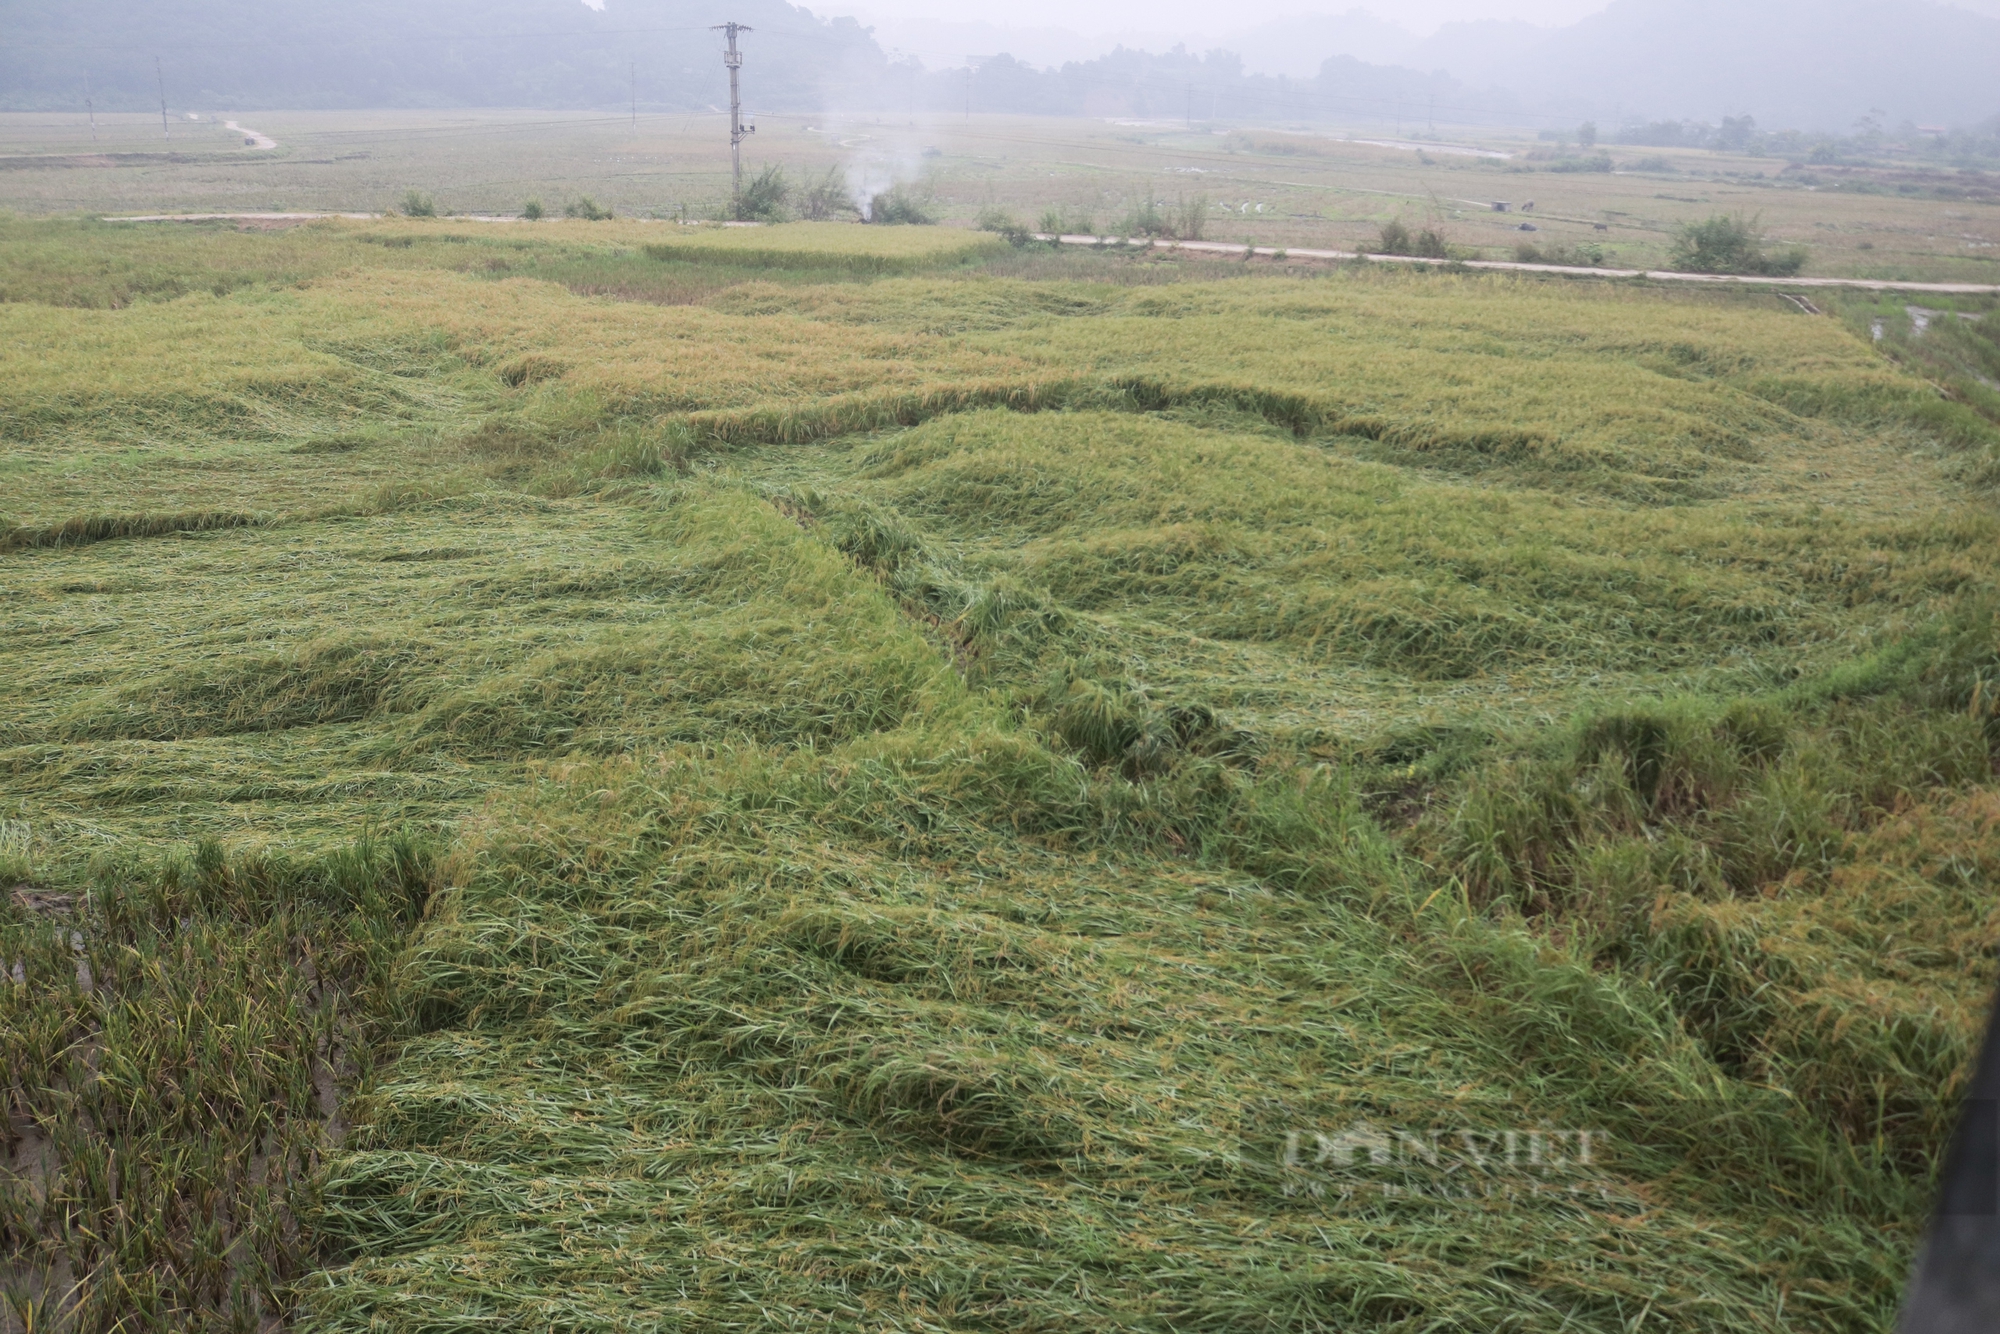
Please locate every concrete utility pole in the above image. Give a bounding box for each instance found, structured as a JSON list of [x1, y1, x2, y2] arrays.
[[156, 56, 169, 140], [712, 21, 753, 201]]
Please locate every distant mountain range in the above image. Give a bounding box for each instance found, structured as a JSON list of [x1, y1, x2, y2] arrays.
[[2, 0, 1995, 132], [0, 0, 889, 113], [1228, 0, 2000, 130], [1467, 0, 1999, 129]]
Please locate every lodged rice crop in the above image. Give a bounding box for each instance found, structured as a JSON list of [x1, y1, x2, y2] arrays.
[[4, 217, 1999, 1333], [639, 220, 1009, 273], [769, 406, 1997, 716]]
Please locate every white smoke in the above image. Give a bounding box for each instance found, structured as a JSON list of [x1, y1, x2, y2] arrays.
[[811, 111, 934, 221], [849, 162, 896, 221]]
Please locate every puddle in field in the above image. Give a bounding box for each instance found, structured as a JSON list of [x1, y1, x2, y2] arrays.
[[1905, 306, 1985, 337]]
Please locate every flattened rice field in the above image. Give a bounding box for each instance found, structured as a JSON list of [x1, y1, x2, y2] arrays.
[[4, 216, 2000, 1333]]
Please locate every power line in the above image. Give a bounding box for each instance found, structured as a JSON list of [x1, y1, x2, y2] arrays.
[[9, 25, 720, 53]]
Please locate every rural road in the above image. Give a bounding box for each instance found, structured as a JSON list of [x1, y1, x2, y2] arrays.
[[224, 120, 276, 149], [1044, 233, 2000, 295]]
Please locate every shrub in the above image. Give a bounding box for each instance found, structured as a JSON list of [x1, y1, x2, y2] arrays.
[[733, 165, 790, 223], [1550, 154, 1613, 173], [564, 195, 613, 221], [1375, 218, 1450, 258], [1038, 206, 1095, 238], [521, 198, 545, 221], [1515, 240, 1607, 266], [1669, 212, 1807, 276], [1111, 194, 1208, 242], [976, 206, 1034, 247], [1174, 194, 1209, 241], [1120, 197, 1170, 238], [795, 167, 854, 222], [868, 182, 936, 226], [400, 190, 436, 218]]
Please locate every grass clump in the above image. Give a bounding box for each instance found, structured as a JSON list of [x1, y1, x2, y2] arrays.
[[1514, 239, 1608, 267], [398, 191, 436, 219]]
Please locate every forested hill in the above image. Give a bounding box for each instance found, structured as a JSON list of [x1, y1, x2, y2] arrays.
[[0, 0, 892, 112], [2, 0, 1498, 127]]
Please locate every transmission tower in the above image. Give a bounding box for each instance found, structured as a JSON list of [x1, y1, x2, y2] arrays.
[[712, 22, 753, 201]]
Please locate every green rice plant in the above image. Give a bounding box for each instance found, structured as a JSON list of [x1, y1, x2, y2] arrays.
[[0, 834, 436, 1331], [0, 511, 264, 552]]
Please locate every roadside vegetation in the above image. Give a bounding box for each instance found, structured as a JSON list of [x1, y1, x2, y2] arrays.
[[3, 216, 1998, 1332], [1669, 213, 1810, 277], [1371, 216, 1450, 258]]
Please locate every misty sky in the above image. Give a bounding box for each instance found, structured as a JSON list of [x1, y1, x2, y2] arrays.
[[842, 0, 1604, 36], [813, 0, 2000, 79], [835, 0, 2000, 33]]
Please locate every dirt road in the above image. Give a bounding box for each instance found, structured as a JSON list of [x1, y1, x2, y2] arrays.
[[224, 121, 277, 150]]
